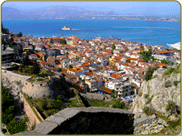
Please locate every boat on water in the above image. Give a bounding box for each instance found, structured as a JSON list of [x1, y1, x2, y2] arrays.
[[167, 42, 180, 50], [62, 26, 71, 30]]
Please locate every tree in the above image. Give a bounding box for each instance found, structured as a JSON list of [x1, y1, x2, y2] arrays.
[[50, 38, 53, 44], [32, 62, 40, 74], [111, 89, 116, 98], [59, 39, 67, 44], [58, 68, 62, 72], [21, 52, 31, 67], [9, 42, 16, 48], [6, 117, 28, 134], [17, 32, 22, 37], [69, 65, 73, 69], [140, 49, 153, 62], [111, 44, 116, 54]]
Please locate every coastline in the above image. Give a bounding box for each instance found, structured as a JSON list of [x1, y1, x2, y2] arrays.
[[2, 18, 180, 23]]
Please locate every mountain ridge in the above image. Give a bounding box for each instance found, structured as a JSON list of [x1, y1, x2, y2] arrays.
[[2, 6, 118, 20]]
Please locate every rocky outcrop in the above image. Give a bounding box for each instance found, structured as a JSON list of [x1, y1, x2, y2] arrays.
[[131, 68, 180, 118]]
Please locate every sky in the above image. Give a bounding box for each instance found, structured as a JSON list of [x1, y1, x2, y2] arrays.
[[1, 1, 181, 16]]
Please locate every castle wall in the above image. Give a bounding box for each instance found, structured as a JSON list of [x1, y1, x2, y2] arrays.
[[22, 107, 134, 134], [19, 92, 44, 127], [2, 70, 53, 98]]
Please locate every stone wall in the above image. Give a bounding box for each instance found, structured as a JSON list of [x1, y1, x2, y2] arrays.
[[2, 70, 56, 99], [22, 81, 52, 98], [22, 107, 134, 134], [2, 70, 30, 85], [19, 92, 44, 127]]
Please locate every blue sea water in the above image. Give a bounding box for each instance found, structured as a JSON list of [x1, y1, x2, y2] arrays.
[[2, 19, 180, 47]]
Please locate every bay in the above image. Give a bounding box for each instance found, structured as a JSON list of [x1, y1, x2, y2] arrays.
[[2, 19, 180, 47]]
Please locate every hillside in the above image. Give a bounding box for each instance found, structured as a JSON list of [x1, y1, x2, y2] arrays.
[[131, 66, 180, 119], [2, 6, 118, 20], [131, 66, 181, 134]]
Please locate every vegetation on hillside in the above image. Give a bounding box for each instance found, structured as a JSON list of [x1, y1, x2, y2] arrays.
[[2, 87, 29, 134], [144, 65, 159, 81], [140, 49, 153, 62]]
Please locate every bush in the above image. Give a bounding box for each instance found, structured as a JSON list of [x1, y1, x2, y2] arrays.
[[165, 80, 172, 88], [146, 95, 154, 104], [173, 81, 179, 87], [6, 117, 28, 134], [112, 100, 126, 109], [164, 67, 178, 76], [168, 119, 181, 129], [144, 66, 158, 81], [138, 92, 142, 97], [166, 100, 179, 115], [143, 106, 155, 115], [144, 94, 149, 99]]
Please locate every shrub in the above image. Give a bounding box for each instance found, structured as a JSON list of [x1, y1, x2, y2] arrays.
[[143, 106, 155, 115], [138, 92, 142, 97], [164, 67, 178, 76], [144, 65, 158, 81], [168, 119, 181, 129], [144, 94, 149, 99], [165, 80, 172, 88], [166, 100, 179, 115], [112, 100, 126, 109], [6, 117, 28, 134], [146, 95, 154, 104], [173, 81, 179, 87]]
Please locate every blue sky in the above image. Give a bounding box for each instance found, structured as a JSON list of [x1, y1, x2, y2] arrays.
[[2, 1, 180, 16]]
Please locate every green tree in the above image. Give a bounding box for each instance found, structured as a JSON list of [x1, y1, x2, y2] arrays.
[[32, 62, 40, 74], [2, 87, 16, 125], [69, 65, 73, 69], [140, 49, 152, 62], [9, 42, 16, 48], [58, 68, 62, 72], [17, 32, 22, 37], [59, 39, 67, 44], [111, 89, 116, 98], [50, 38, 53, 44], [111, 44, 116, 54], [7, 118, 28, 134], [21, 52, 31, 67]]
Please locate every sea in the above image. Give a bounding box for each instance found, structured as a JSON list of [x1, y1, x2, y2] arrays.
[[2, 19, 180, 48]]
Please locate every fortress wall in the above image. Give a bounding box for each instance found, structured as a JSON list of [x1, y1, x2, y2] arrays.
[[19, 92, 43, 127], [23, 107, 134, 134], [2, 70, 30, 84], [2, 70, 53, 98], [22, 83, 52, 98]]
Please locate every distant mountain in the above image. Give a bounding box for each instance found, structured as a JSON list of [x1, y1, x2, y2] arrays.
[[2, 6, 118, 20], [2, 7, 26, 19]]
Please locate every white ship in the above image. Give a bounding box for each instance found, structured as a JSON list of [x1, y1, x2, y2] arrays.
[[167, 42, 180, 50], [61, 26, 71, 30]]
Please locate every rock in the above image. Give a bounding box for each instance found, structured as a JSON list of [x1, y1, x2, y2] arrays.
[[158, 118, 167, 125], [141, 130, 149, 135], [143, 124, 148, 127], [168, 115, 178, 121], [131, 67, 180, 118]]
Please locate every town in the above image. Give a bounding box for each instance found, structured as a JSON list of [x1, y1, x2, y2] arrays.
[[2, 29, 181, 101], [2, 28, 181, 134]]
